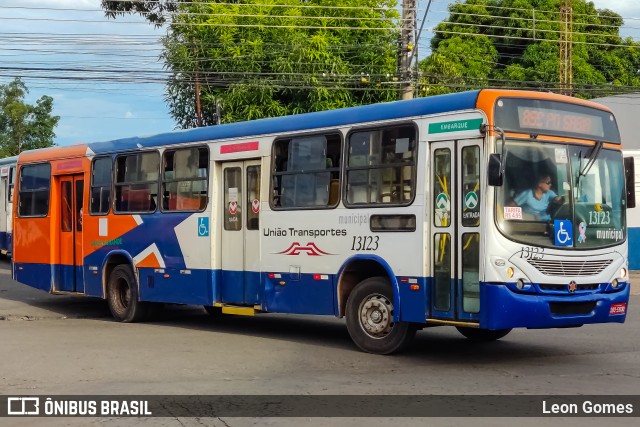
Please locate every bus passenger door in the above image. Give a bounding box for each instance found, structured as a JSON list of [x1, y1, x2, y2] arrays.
[[430, 139, 482, 321], [58, 174, 84, 292], [0, 168, 7, 253], [221, 160, 261, 305]]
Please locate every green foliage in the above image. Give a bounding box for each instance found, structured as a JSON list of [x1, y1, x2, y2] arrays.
[[103, 1, 400, 127], [0, 79, 59, 157], [419, 0, 640, 98]]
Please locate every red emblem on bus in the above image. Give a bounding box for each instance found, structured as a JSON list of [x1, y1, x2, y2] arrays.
[[276, 242, 333, 256], [568, 281, 577, 293]]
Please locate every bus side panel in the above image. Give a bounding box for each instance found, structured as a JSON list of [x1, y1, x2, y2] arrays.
[[13, 217, 53, 291], [82, 212, 214, 305], [397, 277, 428, 323], [138, 267, 213, 305], [625, 151, 640, 270], [629, 227, 640, 270], [262, 272, 335, 315]]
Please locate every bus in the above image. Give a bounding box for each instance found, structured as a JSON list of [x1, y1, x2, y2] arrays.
[[0, 156, 17, 257], [625, 150, 640, 270], [12, 89, 635, 354]]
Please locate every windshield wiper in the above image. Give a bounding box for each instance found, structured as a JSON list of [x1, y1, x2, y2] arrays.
[[579, 140, 604, 177]]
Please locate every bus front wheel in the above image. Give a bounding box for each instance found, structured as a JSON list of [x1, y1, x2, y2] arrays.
[[456, 327, 511, 342], [107, 265, 148, 323], [345, 277, 416, 354]]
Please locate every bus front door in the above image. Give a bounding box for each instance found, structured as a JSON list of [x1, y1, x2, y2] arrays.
[[430, 139, 482, 322], [58, 174, 84, 292], [221, 160, 261, 305]]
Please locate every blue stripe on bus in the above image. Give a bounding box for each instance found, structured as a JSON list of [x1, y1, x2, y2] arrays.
[[13, 263, 52, 292], [629, 227, 640, 270], [55, 264, 85, 293], [262, 272, 335, 315], [87, 91, 481, 154], [397, 277, 428, 323], [13, 263, 630, 328], [138, 268, 214, 305]]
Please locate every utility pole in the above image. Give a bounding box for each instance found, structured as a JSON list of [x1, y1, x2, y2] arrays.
[[559, 0, 573, 95], [398, 0, 416, 100]]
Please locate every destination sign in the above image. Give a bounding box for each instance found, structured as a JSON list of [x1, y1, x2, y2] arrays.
[[495, 98, 621, 143], [517, 106, 604, 137]]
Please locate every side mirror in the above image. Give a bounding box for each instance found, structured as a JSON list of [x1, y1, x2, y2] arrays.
[[488, 153, 503, 186], [624, 156, 636, 209]]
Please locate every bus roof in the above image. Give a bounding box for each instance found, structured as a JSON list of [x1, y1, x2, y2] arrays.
[[17, 89, 615, 162], [0, 155, 17, 166]]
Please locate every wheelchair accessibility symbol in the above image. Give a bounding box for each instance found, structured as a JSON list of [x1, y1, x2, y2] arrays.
[[198, 217, 209, 237], [554, 219, 573, 246]]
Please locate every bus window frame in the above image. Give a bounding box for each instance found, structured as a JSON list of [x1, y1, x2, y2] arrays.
[[269, 130, 344, 211], [159, 144, 210, 214], [8, 166, 15, 202], [343, 121, 418, 209], [112, 150, 160, 215], [17, 162, 52, 218], [89, 155, 113, 216]]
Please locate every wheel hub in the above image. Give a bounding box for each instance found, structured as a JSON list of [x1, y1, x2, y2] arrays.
[[359, 294, 394, 338]]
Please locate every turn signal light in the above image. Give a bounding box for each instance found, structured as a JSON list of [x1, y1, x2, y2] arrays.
[[507, 267, 514, 278]]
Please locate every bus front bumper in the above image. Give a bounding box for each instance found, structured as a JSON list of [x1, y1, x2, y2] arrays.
[[479, 282, 630, 330]]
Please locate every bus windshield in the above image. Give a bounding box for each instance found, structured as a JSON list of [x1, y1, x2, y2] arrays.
[[496, 141, 626, 249]]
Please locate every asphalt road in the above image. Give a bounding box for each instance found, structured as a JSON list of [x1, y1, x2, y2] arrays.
[[0, 260, 639, 427]]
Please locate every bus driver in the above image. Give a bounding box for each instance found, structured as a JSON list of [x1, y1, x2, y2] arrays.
[[513, 174, 565, 221]]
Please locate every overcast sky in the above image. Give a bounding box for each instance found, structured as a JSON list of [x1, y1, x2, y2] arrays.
[[0, 0, 639, 147]]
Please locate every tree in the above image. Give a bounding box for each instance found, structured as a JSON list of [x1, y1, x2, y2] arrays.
[[102, 1, 400, 128], [419, 0, 640, 98], [0, 79, 59, 157]]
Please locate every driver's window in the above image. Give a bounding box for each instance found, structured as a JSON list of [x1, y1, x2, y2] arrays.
[[499, 141, 569, 223]]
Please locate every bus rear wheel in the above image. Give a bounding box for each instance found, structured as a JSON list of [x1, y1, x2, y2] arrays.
[[107, 265, 148, 323], [456, 327, 511, 342], [345, 277, 416, 355]]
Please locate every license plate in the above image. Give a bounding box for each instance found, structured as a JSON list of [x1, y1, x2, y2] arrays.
[[610, 303, 626, 315]]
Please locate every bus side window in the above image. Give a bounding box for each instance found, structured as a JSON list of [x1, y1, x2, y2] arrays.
[[345, 124, 417, 207], [162, 147, 209, 212], [18, 163, 51, 217], [8, 166, 15, 202], [90, 157, 112, 215], [114, 152, 159, 213], [271, 133, 341, 209]]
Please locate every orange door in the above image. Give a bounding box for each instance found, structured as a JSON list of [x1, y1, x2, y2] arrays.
[[58, 174, 84, 292]]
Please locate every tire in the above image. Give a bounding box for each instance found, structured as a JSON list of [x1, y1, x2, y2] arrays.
[[456, 327, 512, 342], [345, 277, 416, 355], [107, 264, 148, 323]]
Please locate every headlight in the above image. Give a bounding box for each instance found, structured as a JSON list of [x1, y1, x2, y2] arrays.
[[620, 268, 627, 279], [612, 279, 619, 289], [516, 278, 526, 289]]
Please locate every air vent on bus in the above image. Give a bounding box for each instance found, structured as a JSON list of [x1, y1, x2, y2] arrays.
[[549, 302, 597, 316], [527, 259, 612, 276]]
